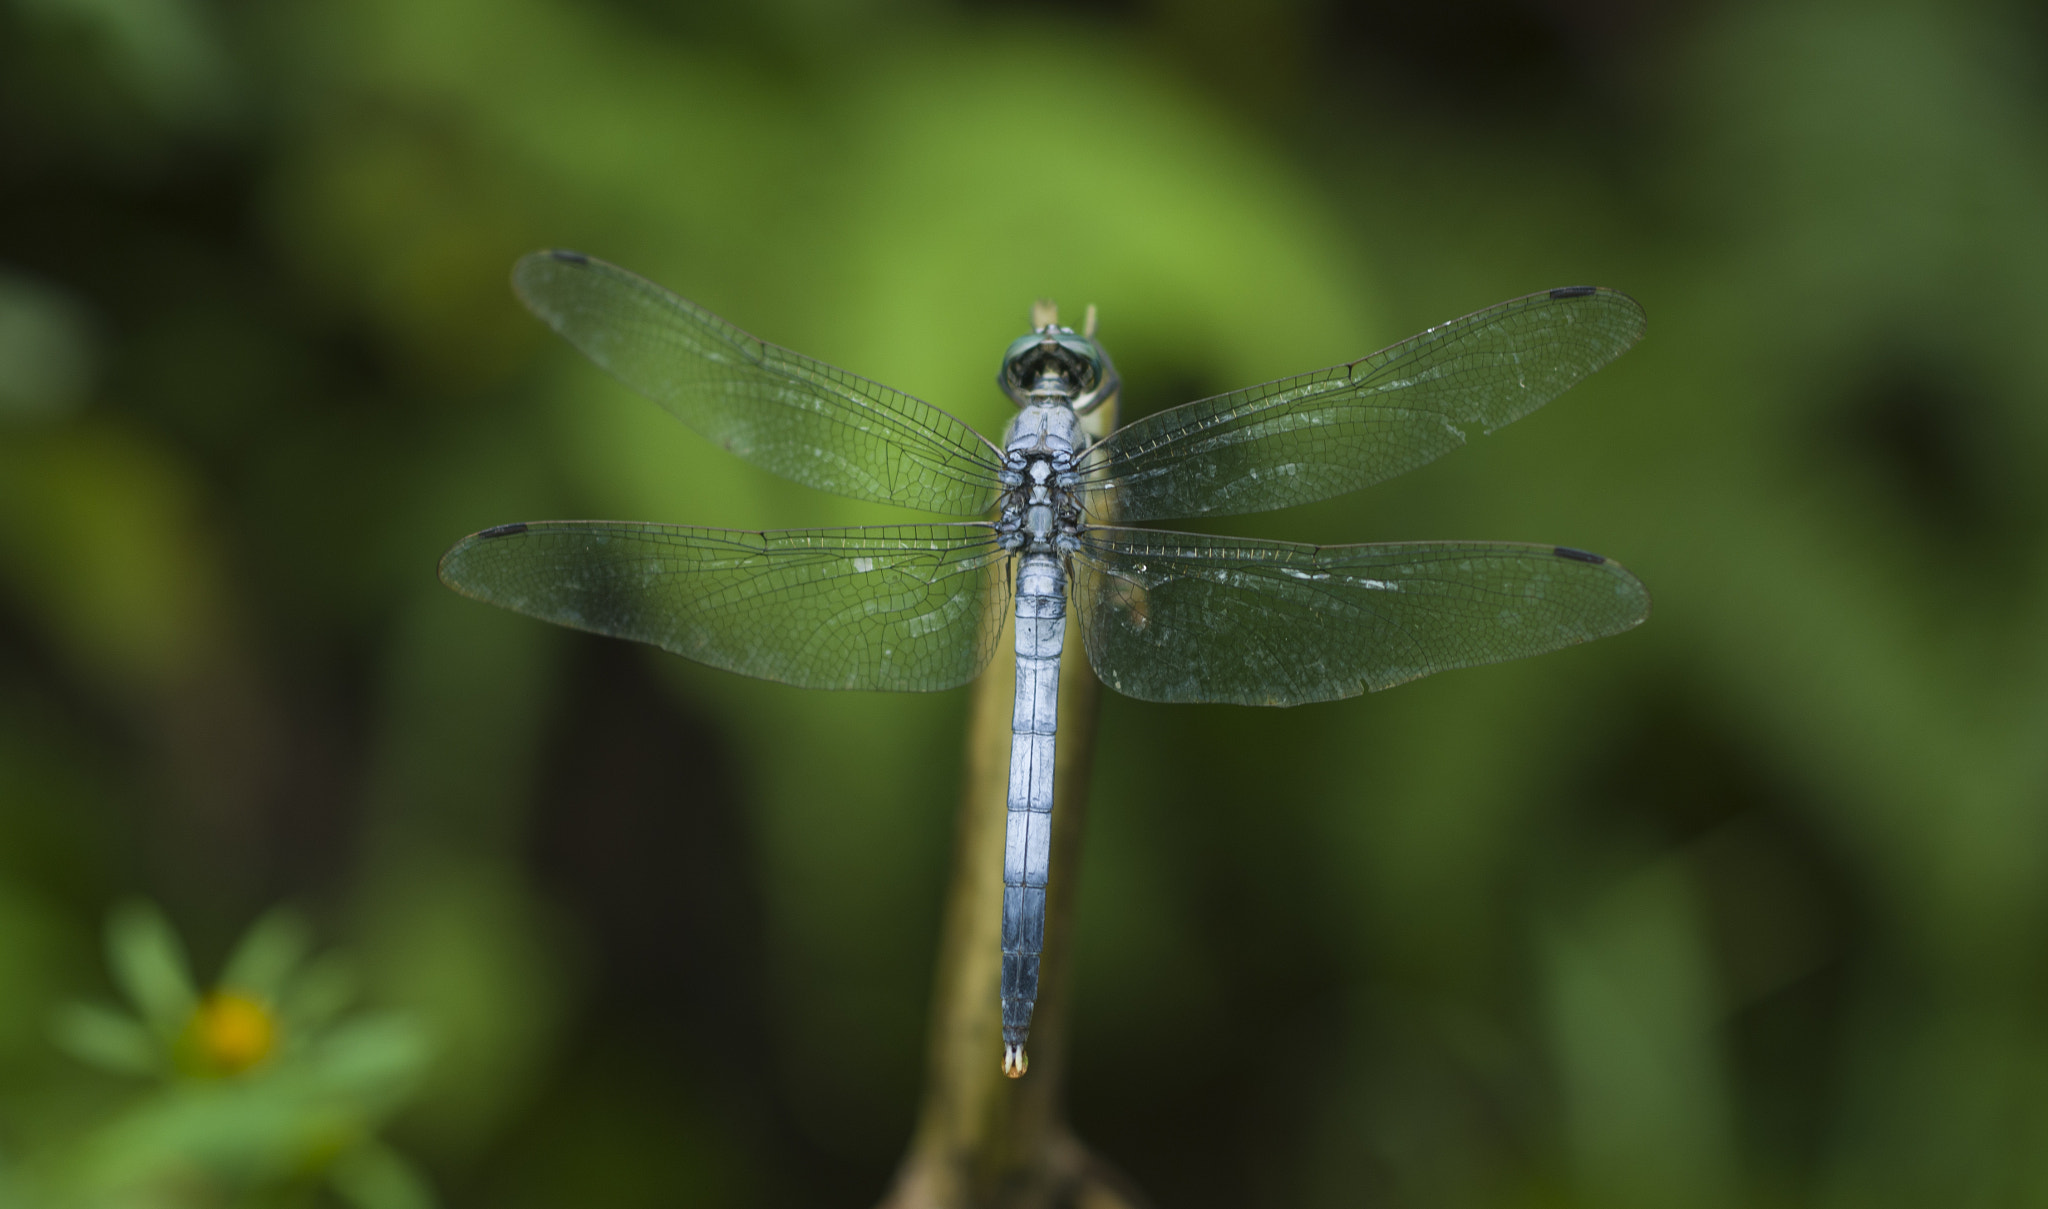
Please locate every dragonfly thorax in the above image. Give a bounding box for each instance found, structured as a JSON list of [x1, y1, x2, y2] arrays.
[[997, 407, 1084, 556]]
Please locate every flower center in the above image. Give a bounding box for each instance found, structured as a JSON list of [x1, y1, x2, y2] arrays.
[[183, 991, 278, 1075]]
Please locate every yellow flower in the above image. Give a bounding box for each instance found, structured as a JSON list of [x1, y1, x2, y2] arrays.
[[180, 990, 279, 1075]]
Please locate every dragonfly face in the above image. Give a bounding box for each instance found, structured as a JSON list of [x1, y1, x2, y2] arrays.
[[441, 249, 1653, 1077], [999, 326, 1120, 414]]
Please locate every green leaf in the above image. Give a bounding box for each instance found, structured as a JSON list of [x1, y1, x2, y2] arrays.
[[106, 900, 196, 1038], [0, 269, 95, 419], [310, 1015, 430, 1107], [330, 1140, 436, 1209], [282, 953, 358, 1034], [51, 1001, 160, 1075], [220, 909, 310, 1002]]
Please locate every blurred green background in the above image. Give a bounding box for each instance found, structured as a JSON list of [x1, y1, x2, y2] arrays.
[[6, 0, 2048, 1205]]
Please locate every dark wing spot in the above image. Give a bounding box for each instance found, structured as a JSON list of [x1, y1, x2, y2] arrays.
[[1553, 545, 1605, 563], [549, 249, 590, 265], [479, 522, 530, 539], [1549, 285, 1598, 299]]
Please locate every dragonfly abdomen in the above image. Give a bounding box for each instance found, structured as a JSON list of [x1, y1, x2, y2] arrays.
[[1001, 550, 1064, 1078]]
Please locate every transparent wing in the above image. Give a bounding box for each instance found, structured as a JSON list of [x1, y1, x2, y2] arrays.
[[1071, 527, 1648, 705], [515, 251, 1007, 516], [1070, 287, 1645, 522], [440, 521, 1010, 692]]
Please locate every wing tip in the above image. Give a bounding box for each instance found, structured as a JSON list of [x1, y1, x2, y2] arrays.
[[513, 248, 588, 272], [439, 523, 530, 594], [1541, 284, 1647, 339], [1551, 545, 1653, 624], [435, 540, 473, 594], [512, 249, 594, 296]]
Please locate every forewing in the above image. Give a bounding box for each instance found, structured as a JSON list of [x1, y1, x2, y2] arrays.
[[1071, 287, 1644, 522], [440, 521, 1009, 692], [1071, 528, 1648, 705], [515, 251, 1006, 515]]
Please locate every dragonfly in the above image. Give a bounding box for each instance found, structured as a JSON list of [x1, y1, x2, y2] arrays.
[[440, 250, 1650, 1078]]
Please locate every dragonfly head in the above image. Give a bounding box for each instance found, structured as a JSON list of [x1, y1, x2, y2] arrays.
[[998, 326, 1120, 415]]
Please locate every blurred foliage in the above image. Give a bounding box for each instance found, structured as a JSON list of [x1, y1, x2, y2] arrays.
[[18, 901, 430, 1208], [4, 0, 2048, 1206]]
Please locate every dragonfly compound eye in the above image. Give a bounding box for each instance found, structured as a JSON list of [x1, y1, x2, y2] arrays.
[[998, 330, 1107, 406]]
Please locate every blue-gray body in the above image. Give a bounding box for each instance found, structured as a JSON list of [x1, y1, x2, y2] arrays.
[[992, 395, 1086, 1078]]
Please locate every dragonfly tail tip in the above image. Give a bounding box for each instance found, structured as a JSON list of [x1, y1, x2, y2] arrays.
[[1002, 1044, 1028, 1078]]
